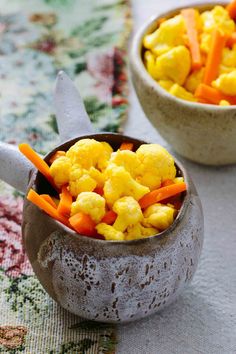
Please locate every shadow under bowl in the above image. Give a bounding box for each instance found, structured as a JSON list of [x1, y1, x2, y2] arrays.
[[130, 1, 236, 166], [22, 133, 204, 323]]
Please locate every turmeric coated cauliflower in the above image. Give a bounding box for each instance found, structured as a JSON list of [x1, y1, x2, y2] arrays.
[[201, 6, 234, 36], [221, 45, 236, 68], [144, 51, 159, 80], [169, 84, 196, 102], [200, 6, 234, 53], [136, 144, 176, 190], [88, 167, 105, 188], [66, 139, 112, 170], [155, 46, 191, 85], [98, 142, 114, 170], [104, 164, 149, 206], [143, 15, 186, 56], [125, 223, 158, 240], [199, 32, 211, 54], [212, 70, 236, 95], [219, 65, 236, 74], [109, 150, 140, 178], [219, 99, 230, 106], [143, 203, 176, 230], [185, 68, 204, 94], [49, 156, 72, 188], [71, 192, 106, 223], [96, 223, 125, 241], [112, 196, 143, 232], [158, 79, 174, 91], [69, 165, 97, 197]]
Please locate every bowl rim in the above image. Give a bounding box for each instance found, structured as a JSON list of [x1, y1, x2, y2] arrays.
[[30, 132, 192, 246], [130, 0, 236, 109]]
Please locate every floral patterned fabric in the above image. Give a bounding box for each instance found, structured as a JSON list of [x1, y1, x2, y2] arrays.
[[0, 0, 131, 352]]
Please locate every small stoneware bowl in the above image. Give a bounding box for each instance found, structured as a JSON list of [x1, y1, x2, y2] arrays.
[[130, 1, 236, 166], [0, 72, 204, 323]]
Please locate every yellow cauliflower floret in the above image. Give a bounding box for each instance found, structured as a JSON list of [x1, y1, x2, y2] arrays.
[[169, 84, 197, 102], [69, 165, 97, 197], [125, 223, 158, 240], [141, 225, 159, 237], [136, 144, 176, 190], [71, 192, 106, 223], [143, 15, 186, 56], [125, 223, 142, 240], [66, 139, 113, 170], [88, 167, 105, 188], [104, 164, 149, 206], [96, 223, 125, 241], [201, 6, 235, 36], [219, 100, 230, 106], [98, 142, 113, 170], [66, 139, 101, 168], [174, 177, 184, 184], [221, 45, 236, 67], [155, 46, 191, 85], [219, 65, 236, 74], [112, 196, 143, 232], [109, 150, 140, 178], [144, 51, 159, 80], [200, 32, 212, 54], [212, 70, 236, 95], [185, 68, 204, 93], [143, 203, 176, 230], [200, 7, 235, 53], [158, 79, 174, 91], [49, 156, 72, 188]]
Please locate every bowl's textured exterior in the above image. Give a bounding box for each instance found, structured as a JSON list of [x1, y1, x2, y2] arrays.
[[130, 2, 236, 166], [22, 133, 204, 323]]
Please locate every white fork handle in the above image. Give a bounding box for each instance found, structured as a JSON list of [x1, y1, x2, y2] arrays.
[[0, 142, 34, 194]]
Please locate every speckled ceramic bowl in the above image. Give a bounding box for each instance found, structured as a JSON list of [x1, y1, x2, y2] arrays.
[[130, 1, 236, 166], [0, 72, 204, 323]]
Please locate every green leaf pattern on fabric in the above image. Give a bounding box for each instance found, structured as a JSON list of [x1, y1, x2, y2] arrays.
[[0, 0, 130, 154]]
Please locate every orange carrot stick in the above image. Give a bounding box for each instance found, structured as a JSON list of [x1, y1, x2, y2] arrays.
[[101, 210, 117, 225], [197, 98, 211, 104], [41, 194, 57, 208], [195, 84, 236, 105], [52, 197, 60, 207], [57, 186, 72, 217], [69, 212, 96, 236], [19, 143, 56, 188], [203, 29, 226, 85], [181, 8, 202, 70], [93, 186, 104, 196], [161, 193, 183, 208], [161, 179, 174, 187], [27, 189, 69, 226], [119, 142, 134, 151], [227, 0, 236, 19], [139, 182, 187, 209], [49, 150, 66, 164], [226, 32, 236, 47]]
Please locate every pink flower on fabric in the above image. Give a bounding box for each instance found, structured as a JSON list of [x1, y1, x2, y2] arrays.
[[87, 49, 114, 103], [0, 196, 33, 277]]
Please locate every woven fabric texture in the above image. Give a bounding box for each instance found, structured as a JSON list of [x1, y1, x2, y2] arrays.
[[0, 0, 131, 352]]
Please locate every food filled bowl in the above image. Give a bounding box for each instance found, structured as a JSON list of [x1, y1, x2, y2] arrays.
[[130, 1, 236, 165], [22, 133, 203, 323]]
